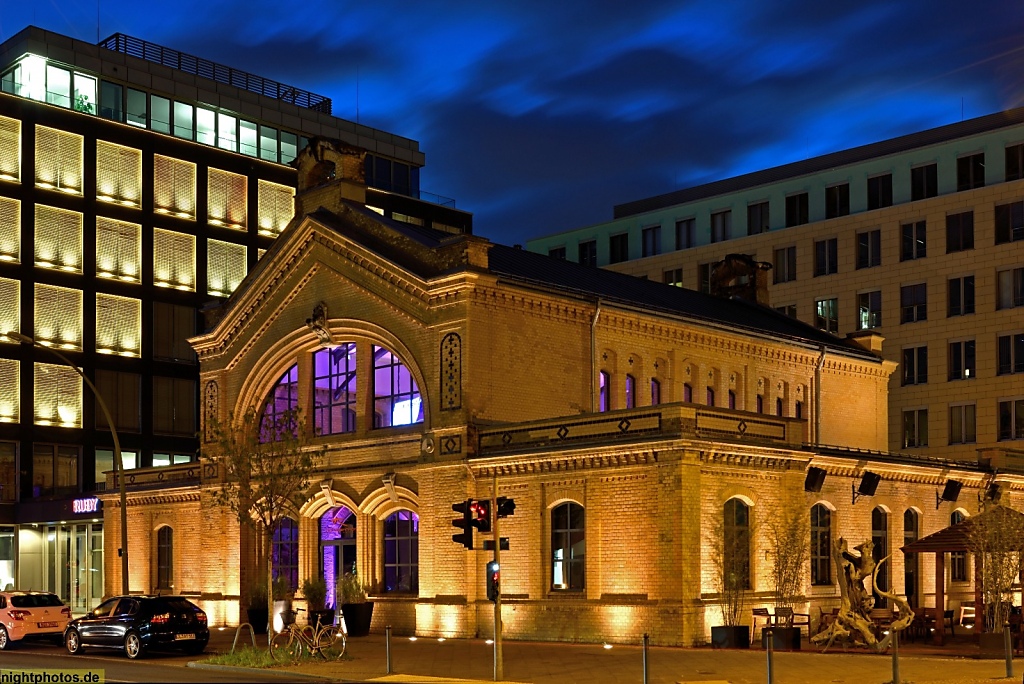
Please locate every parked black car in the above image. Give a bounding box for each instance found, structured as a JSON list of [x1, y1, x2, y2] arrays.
[[64, 595, 209, 659]]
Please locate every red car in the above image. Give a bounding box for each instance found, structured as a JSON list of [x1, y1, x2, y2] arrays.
[[0, 591, 72, 649]]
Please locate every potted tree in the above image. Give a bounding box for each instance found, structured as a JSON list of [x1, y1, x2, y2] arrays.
[[338, 572, 374, 637], [246, 576, 269, 634], [301, 576, 333, 629], [967, 504, 1024, 658], [707, 502, 751, 648], [763, 494, 809, 651]]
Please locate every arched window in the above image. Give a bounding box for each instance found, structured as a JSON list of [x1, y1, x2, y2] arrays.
[[756, 395, 764, 413], [724, 498, 751, 590], [728, 390, 737, 410], [950, 511, 968, 581], [313, 344, 357, 435], [795, 401, 803, 419], [625, 374, 636, 409], [551, 502, 585, 591], [272, 517, 299, 592], [683, 383, 693, 403], [373, 346, 422, 427], [871, 507, 889, 604], [650, 379, 661, 406], [904, 509, 919, 608], [383, 510, 419, 593], [810, 504, 831, 585], [776, 397, 784, 416], [598, 371, 610, 412], [261, 364, 298, 440], [707, 387, 715, 406], [156, 526, 173, 591]]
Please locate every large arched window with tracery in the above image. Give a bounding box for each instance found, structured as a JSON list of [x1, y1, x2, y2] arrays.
[[373, 346, 422, 427], [313, 344, 357, 435], [261, 364, 298, 440], [383, 510, 419, 593]]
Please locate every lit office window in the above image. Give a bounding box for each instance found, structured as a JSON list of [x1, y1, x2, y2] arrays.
[[34, 205, 82, 272], [153, 228, 196, 291], [45, 64, 71, 108], [239, 120, 258, 157], [96, 293, 141, 357], [196, 107, 215, 146], [259, 126, 279, 162], [35, 284, 82, 350], [0, 115, 19, 181], [35, 125, 83, 194], [0, 278, 19, 339], [96, 217, 141, 282], [217, 112, 237, 152], [153, 155, 196, 218], [0, 197, 19, 262], [173, 101, 194, 140], [150, 95, 171, 134], [96, 141, 141, 206], [207, 239, 246, 296], [0, 359, 17, 423], [257, 179, 295, 235], [208, 168, 247, 229], [34, 363, 81, 427]]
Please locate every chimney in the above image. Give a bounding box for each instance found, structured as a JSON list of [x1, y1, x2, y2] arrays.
[[709, 253, 772, 306], [292, 137, 367, 216]]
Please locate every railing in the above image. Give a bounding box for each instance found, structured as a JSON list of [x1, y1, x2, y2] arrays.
[[106, 462, 201, 491], [98, 33, 332, 114]]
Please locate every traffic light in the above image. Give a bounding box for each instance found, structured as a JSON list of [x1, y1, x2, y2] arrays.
[[486, 560, 499, 601], [496, 496, 516, 519], [470, 499, 491, 533], [452, 500, 474, 549]]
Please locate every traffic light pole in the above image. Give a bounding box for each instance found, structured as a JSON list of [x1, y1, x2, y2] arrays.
[[492, 472, 503, 682]]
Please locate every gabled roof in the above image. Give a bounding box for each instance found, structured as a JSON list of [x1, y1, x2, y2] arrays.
[[901, 506, 1024, 553]]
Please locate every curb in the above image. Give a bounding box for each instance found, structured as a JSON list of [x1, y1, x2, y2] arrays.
[[187, 661, 336, 680]]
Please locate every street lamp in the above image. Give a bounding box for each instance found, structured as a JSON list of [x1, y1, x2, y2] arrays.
[[5, 332, 130, 596]]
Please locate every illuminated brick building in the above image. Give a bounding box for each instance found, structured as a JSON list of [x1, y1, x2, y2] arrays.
[[111, 140, 1022, 645], [0, 26, 468, 610]]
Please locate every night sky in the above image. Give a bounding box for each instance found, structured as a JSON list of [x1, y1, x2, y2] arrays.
[[4, 1, 1024, 246]]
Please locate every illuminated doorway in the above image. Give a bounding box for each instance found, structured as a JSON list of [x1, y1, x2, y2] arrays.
[[320, 506, 356, 609]]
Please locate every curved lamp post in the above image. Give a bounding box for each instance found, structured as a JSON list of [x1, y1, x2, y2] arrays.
[[6, 333, 129, 596]]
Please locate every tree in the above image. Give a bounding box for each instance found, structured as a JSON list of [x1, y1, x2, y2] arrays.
[[764, 493, 808, 611], [209, 406, 321, 637], [967, 503, 1024, 632], [707, 498, 753, 627]]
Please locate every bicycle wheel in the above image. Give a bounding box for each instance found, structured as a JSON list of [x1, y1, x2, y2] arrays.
[[317, 626, 347, 660], [270, 631, 302, 663]]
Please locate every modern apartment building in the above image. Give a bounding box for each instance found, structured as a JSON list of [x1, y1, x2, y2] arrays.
[[527, 109, 1024, 468], [0, 25, 469, 609]]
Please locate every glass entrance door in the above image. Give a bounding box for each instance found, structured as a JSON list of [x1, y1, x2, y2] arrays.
[[320, 507, 356, 609], [42, 523, 102, 612]]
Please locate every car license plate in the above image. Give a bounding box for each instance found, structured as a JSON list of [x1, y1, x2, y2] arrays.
[[37, 621, 58, 628], [175, 633, 195, 640]]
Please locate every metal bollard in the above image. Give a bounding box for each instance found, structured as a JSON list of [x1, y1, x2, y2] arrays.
[[386, 625, 393, 675], [765, 627, 775, 684], [642, 633, 649, 684], [1004, 622, 1013, 679], [891, 627, 899, 684]]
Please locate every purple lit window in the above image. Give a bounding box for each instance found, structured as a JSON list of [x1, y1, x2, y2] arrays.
[[599, 371, 609, 412], [625, 375, 636, 409], [650, 379, 661, 406], [260, 365, 298, 441], [272, 517, 299, 592], [321, 506, 357, 609], [373, 346, 422, 427], [314, 344, 357, 436], [383, 510, 419, 593]]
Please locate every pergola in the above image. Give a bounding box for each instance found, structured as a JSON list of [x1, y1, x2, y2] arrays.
[[901, 506, 1024, 645]]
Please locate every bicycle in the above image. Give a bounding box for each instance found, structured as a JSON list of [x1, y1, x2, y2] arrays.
[[270, 608, 347, 662]]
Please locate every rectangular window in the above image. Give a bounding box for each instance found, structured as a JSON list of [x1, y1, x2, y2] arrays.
[[208, 239, 247, 296], [125, 88, 146, 128], [100, 81, 123, 121], [35, 125, 83, 194], [957, 153, 985, 191], [995, 200, 1024, 244], [32, 444, 79, 498], [663, 268, 683, 287], [857, 290, 882, 330], [856, 229, 881, 269], [548, 247, 566, 260], [150, 95, 170, 134], [259, 126, 279, 162], [152, 377, 196, 436], [256, 179, 295, 236], [34, 284, 82, 349], [173, 101, 193, 140], [208, 168, 247, 229], [711, 210, 731, 242], [73, 73, 95, 113], [239, 120, 258, 157], [825, 184, 850, 219], [94, 370, 141, 433], [747, 201, 769, 235], [947, 275, 975, 316], [785, 193, 808, 227], [999, 399, 1024, 441], [641, 225, 661, 257], [45, 65, 71, 108], [775, 304, 796, 318], [867, 174, 893, 209], [1007, 144, 1024, 181], [153, 228, 196, 291], [911, 163, 938, 200], [675, 218, 695, 249], [0, 196, 18, 262], [903, 409, 928, 448], [773, 246, 796, 283], [948, 340, 976, 381], [0, 114, 20, 181], [34, 205, 82, 272], [997, 267, 1024, 309], [95, 292, 141, 358], [217, 112, 237, 152], [900, 220, 926, 261], [946, 211, 974, 253], [998, 333, 1024, 375], [34, 363, 81, 428], [0, 278, 19, 342], [949, 404, 976, 444], [0, 359, 19, 424], [813, 238, 838, 276], [280, 131, 299, 163], [196, 107, 216, 146], [609, 233, 629, 263], [96, 217, 141, 282], [152, 302, 196, 363], [815, 298, 838, 334], [900, 283, 927, 323], [96, 141, 141, 206], [902, 346, 928, 386], [153, 155, 196, 218], [697, 263, 712, 294]]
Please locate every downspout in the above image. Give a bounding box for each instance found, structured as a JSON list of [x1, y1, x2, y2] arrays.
[[591, 299, 602, 412], [814, 346, 826, 445]]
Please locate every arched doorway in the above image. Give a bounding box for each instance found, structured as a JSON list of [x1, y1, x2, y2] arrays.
[[320, 506, 356, 609]]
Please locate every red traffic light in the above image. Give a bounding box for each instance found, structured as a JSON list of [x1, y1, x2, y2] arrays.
[[486, 560, 499, 601], [470, 499, 491, 532]]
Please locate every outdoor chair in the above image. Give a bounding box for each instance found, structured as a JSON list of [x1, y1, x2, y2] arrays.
[[958, 601, 975, 627], [869, 607, 894, 638], [816, 606, 838, 634], [773, 606, 811, 638], [751, 608, 772, 644]]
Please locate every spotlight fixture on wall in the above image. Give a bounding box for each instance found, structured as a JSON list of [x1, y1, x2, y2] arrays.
[[935, 479, 963, 509], [383, 473, 399, 503], [851, 471, 881, 504], [320, 479, 337, 508], [804, 466, 827, 493], [983, 480, 1003, 504]]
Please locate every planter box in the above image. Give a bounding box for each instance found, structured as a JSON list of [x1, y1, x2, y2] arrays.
[[246, 608, 269, 634], [979, 631, 1008, 659], [341, 602, 374, 637], [762, 626, 801, 651], [711, 625, 750, 649]]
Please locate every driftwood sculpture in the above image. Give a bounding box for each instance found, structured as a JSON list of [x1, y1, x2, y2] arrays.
[[810, 537, 915, 652]]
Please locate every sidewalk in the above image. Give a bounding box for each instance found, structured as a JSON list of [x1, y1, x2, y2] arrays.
[[196, 627, 1024, 683]]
